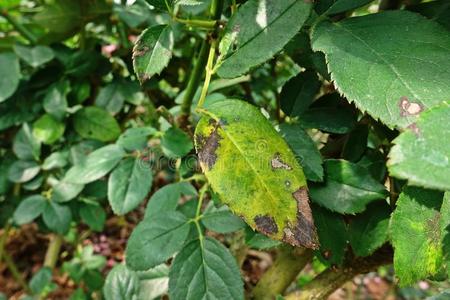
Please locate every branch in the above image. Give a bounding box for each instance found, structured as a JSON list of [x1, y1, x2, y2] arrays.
[[252, 246, 313, 300], [44, 234, 63, 269], [284, 246, 393, 300], [0, 8, 37, 44]]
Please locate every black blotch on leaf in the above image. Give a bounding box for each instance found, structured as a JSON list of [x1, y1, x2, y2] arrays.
[[254, 215, 278, 234], [196, 121, 222, 170]]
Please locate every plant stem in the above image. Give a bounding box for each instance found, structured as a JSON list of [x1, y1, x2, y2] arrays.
[[0, 222, 11, 263], [174, 17, 217, 29], [284, 246, 393, 300], [253, 246, 313, 300], [3, 251, 31, 293], [0, 8, 37, 44], [44, 234, 63, 269], [197, 39, 217, 109]]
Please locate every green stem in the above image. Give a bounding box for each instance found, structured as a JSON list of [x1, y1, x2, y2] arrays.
[[0, 8, 37, 44], [44, 234, 63, 269], [3, 251, 31, 293], [0, 222, 11, 263], [174, 17, 217, 29], [196, 39, 217, 109], [252, 246, 313, 300]]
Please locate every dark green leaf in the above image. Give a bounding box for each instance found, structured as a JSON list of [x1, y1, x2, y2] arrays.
[[117, 127, 156, 151], [104, 264, 140, 300], [13, 123, 41, 161], [43, 81, 69, 120], [160, 127, 193, 158], [280, 71, 321, 116], [217, 0, 312, 78], [64, 144, 125, 184], [408, 0, 450, 30], [144, 0, 171, 11], [8, 160, 40, 183], [108, 157, 153, 215], [43, 201, 72, 234], [133, 25, 174, 83], [126, 211, 191, 271], [311, 11, 450, 128], [349, 201, 390, 257], [312, 205, 347, 265], [145, 182, 197, 217], [245, 229, 281, 249], [30, 267, 53, 294], [13, 195, 47, 225], [202, 206, 246, 234], [342, 124, 369, 162], [298, 107, 357, 134], [321, 0, 374, 15], [0, 52, 20, 102], [33, 114, 65, 144], [95, 82, 126, 114], [169, 237, 244, 300], [14, 44, 54, 68], [309, 159, 388, 214], [280, 123, 324, 182], [388, 102, 450, 191], [73, 106, 121, 142], [80, 204, 106, 232]]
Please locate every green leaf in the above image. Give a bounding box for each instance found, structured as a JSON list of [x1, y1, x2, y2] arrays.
[[0, 52, 20, 102], [217, 0, 312, 78], [320, 0, 374, 15], [133, 25, 174, 83], [8, 160, 40, 183], [408, 0, 450, 30], [104, 264, 140, 300], [312, 205, 347, 265], [137, 265, 169, 300], [108, 157, 153, 215], [311, 11, 450, 128], [14, 44, 54, 68], [390, 187, 446, 285], [298, 107, 357, 134], [388, 102, 450, 191], [144, 182, 197, 217], [51, 181, 84, 203], [42, 151, 69, 170], [160, 127, 193, 158], [13, 123, 41, 161], [30, 267, 53, 294], [95, 81, 127, 114], [201, 205, 246, 234], [126, 211, 191, 271], [280, 123, 324, 182], [195, 99, 319, 248], [64, 144, 125, 184], [309, 159, 388, 214], [33, 114, 65, 144], [43, 81, 69, 120], [73, 106, 121, 142], [80, 204, 106, 232], [144, 0, 171, 11], [13, 195, 47, 225], [43, 201, 72, 234], [245, 229, 281, 249], [169, 237, 244, 300], [280, 71, 321, 116], [117, 127, 156, 151], [342, 124, 369, 162], [349, 201, 390, 257]]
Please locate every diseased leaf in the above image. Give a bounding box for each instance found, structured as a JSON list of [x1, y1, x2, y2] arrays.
[[133, 25, 174, 83], [0, 52, 20, 103], [309, 159, 388, 214], [13, 195, 47, 225], [195, 99, 319, 249], [14, 44, 54, 68], [169, 237, 244, 300], [43, 201, 72, 234], [217, 0, 312, 78], [280, 123, 324, 182], [390, 187, 447, 285], [126, 211, 191, 271], [311, 11, 450, 128], [108, 157, 153, 215], [349, 201, 391, 257], [73, 106, 121, 142], [280, 71, 321, 117], [144, 182, 197, 217], [64, 144, 125, 184], [388, 102, 450, 191], [312, 205, 347, 265], [104, 264, 140, 300]]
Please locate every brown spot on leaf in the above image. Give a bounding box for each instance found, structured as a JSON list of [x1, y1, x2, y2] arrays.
[[398, 96, 423, 117], [407, 123, 421, 136], [271, 153, 292, 170], [196, 122, 222, 170], [282, 187, 319, 249], [322, 250, 332, 259], [133, 45, 150, 58], [254, 215, 278, 234]]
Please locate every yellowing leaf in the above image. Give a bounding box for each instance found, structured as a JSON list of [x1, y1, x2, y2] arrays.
[[194, 99, 319, 249]]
